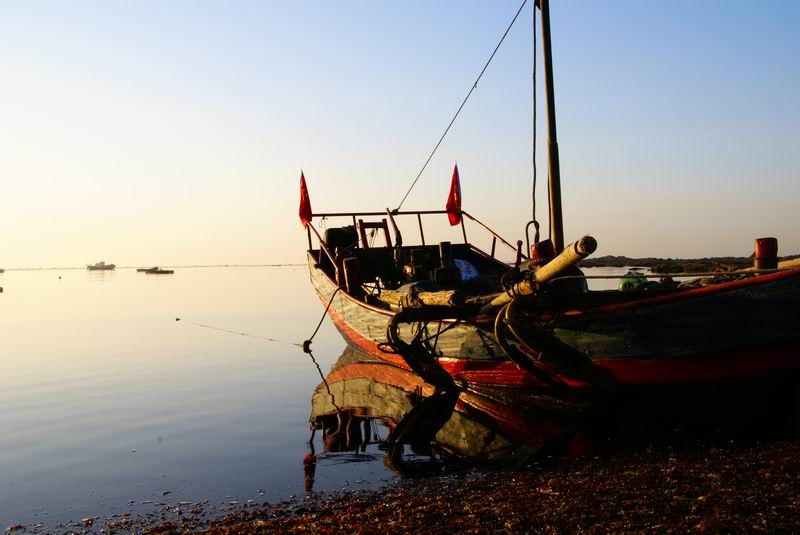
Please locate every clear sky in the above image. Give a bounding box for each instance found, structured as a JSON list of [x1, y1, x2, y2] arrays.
[[1, 1, 798, 267]]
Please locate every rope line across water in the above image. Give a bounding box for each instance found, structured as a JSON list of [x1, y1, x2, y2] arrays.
[[175, 318, 301, 346]]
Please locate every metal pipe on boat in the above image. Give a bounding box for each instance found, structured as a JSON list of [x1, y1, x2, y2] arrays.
[[484, 235, 597, 310], [533, 235, 596, 284]]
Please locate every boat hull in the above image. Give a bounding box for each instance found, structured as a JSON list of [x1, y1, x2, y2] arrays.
[[308, 253, 800, 390]]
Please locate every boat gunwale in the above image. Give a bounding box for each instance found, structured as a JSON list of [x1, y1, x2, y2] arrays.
[[558, 266, 800, 318]]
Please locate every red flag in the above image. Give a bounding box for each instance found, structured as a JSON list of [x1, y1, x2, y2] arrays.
[[445, 163, 462, 226], [299, 171, 312, 228]]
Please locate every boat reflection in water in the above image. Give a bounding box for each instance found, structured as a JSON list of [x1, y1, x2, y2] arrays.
[[309, 346, 799, 487], [309, 346, 592, 478]]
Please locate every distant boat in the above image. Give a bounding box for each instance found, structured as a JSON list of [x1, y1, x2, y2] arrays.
[[144, 267, 173, 275], [87, 261, 115, 271], [136, 266, 158, 272]]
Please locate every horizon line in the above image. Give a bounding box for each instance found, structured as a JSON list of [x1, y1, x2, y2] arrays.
[[0, 264, 306, 271]]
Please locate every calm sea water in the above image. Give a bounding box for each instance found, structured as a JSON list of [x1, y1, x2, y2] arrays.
[[0, 265, 635, 528], [0, 266, 372, 527]]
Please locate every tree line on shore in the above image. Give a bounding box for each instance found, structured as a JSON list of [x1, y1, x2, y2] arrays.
[[581, 254, 800, 273]]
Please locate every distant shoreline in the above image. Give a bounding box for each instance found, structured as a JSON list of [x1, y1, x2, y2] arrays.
[[581, 254, 800, 273]]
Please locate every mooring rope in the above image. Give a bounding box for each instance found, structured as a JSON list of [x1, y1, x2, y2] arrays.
[[175, 318, 301, 346], [305, 347, 342, 415], [294, 285, 345, 415], [301, 289, 345, 417], [303, 287, 341, 353], [176, 286, 341, 354], [395, 0, 529, 211], [177, 288, 344, 414]]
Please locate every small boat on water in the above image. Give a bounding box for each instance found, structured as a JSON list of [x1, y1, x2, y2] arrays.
[[136, 267, 157, 272], [87, 261, 115, 271], [142, 267, 173, 274], [300, 1, 800, 402]]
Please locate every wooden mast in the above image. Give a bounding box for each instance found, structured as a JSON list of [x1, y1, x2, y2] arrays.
[[538, 0, 564, 253]]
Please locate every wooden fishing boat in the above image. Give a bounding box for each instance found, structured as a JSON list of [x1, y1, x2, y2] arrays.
[[301, 1, 800, 396]]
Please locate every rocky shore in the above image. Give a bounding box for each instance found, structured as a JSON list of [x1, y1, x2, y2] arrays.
[[36, 437, 795, 534], [201, 444, 800, 534]]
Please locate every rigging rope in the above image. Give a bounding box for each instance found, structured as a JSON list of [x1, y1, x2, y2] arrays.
[[395, 0, 529, 212], [531, 3, 540, 242]]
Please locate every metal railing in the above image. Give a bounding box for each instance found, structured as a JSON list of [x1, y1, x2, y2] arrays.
[[305, 209, 523, 264]]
